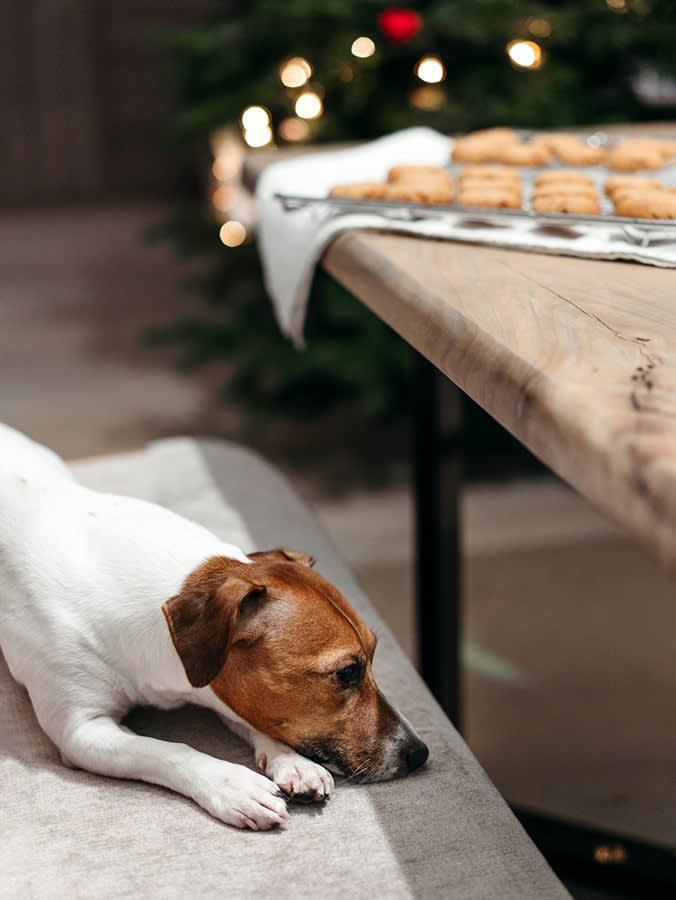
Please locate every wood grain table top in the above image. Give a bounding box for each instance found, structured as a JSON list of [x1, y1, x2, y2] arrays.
[[245, 124, 676, 575]]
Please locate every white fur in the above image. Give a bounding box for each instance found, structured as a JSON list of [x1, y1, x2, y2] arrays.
[[0, 424, 333, 829]]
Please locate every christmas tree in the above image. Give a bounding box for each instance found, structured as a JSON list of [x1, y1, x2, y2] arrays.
[[149, 0, 676, 425]]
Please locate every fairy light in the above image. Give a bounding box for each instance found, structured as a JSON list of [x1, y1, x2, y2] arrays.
[[409, 86, 445, 110], [351, 37, 376, 58], [415, 56, 446, 84], [278, 117, 310, 142], [240, 106, 273, 148], [241, 106, 270, 131], [279, 57, 312, 88], [295, 91, 323, 119], [526, 17, 552, 37], [606, 0, 627, 10], [219, 221, 247, 247], [507, 40, 543, 70]]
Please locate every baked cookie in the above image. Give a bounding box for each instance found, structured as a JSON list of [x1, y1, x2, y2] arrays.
[[613, 190, 676, 219], [499, 143, 551, 166], [552, 142, 607, 166], [607, 140, 664, 172], [451, 137, 503, 163], [531, 133, 583, 154], [329, 183, 388, 199], [383, 183, 453, 204], [532, 183, 598, 200], [387, 165, 452, 185], [459, 165, 521, 183], [604, 175, 663, 197], [460, 176, 522, 200], [535, 170, 595, 188], [457, 188, 522, 209], [531, 192, 601, 214]]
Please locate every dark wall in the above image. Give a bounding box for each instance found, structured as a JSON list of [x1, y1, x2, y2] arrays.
[[0, 0, 213, 205]]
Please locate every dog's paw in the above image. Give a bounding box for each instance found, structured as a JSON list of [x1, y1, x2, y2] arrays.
[[193, 760, 288, 830], [258, 750, 334, 804]]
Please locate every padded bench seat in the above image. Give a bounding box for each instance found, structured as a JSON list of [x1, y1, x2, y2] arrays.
[[0, 437, 568, 898]]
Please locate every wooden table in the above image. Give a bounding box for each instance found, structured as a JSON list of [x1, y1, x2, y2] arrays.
[[244, 129, 676, 887]]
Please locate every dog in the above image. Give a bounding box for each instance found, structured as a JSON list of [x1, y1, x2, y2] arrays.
[[0, 424, 428, 830]]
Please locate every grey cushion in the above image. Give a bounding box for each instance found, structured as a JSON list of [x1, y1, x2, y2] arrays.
[[0, 437, 568, 898]]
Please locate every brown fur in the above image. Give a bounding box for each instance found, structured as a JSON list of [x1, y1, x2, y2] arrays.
[[162, 550, 404, 779]]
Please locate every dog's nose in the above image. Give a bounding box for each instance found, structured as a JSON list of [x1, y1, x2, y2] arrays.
[[405, 738, 429, 773]]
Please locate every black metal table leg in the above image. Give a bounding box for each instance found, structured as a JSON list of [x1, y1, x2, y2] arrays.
[[412, 352, 463, 728]]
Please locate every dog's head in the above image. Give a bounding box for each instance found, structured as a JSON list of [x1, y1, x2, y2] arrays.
[[162, 549, 428, 782]]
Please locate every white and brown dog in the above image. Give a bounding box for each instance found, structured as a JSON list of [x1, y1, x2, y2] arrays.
[[0, 424, 428, 830]]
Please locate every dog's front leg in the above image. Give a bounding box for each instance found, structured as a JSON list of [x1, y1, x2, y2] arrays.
[[60, 716, 288, 829]]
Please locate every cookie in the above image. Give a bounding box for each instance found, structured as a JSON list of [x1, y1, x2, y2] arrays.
[[552, 142, 607, 166], [329, 183, 388, 199], [457, 188, 522, 209], [383, 183, 453, 204], [531, 192, 601, 214], [465, 127, 520, 145], [459, 165, 521, 184], [451, 137, 502, 163], [613, 190, 676, 219], [604, 175, 663, 197], [532, 183, 598, 200], [531, 133, 579, 151], [499, 143, 551, 166], [535, 170, 595, 188], [460, 176, 522, 199], [387, 165, 452, 185], [607, 140, 664, 171]]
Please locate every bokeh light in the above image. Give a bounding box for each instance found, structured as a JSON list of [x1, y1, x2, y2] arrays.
[[415, 56, 446, 84], [279, 57, 312, 88], [219, 221, 247, 247], [295, 91, 323, 119], [351, 37, 376, 59], [507, 40, 543, 70]]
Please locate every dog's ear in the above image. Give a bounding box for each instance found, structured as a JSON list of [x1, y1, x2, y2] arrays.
[[162, 575, 267, 688], [248, 547, 315, 568]]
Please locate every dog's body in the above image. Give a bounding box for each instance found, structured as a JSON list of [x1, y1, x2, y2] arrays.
[[0, 424, 427, 829]]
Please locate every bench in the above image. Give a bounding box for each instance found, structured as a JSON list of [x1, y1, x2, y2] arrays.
[[0, 437, 568, 898]]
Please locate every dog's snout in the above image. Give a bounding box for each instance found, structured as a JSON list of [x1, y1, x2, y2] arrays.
[[405, 737, 429, 773]]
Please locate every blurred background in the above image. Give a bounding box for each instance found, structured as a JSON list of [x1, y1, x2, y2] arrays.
[[2, 1, 676, 894]]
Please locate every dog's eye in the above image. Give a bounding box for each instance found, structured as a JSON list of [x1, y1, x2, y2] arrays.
[[335, 662, 361, 688]]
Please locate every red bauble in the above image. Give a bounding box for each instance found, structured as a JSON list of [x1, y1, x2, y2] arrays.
[[378, 8, 424, 44]]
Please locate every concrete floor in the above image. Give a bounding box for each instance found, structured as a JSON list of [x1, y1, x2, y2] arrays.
[[2, 203, 676, 880]]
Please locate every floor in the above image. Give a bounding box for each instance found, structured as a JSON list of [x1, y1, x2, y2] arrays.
[[2, 203, 675, 897]]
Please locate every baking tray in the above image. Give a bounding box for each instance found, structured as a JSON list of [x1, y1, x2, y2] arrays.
[[274, 130, 676, 247]]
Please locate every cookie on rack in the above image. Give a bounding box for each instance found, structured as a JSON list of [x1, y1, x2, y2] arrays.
[[535, 170, 595, 188], [551, 141, 607, 166], [459, 165, 521, 184], [457, 187, 522, 209], [607, 139, 665, 172], [387, 165, 452, 186], [329, 183, 388, 199], [499, 143, 551, 167], [612, 190, 676, 219], [383, 182, 453, 204], [531, 192, 601, 215], [604, 175, 663, 197]]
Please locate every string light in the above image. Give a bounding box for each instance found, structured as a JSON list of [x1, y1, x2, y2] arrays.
[[278, 117, 310, 142], [212, 184, 239, 212], [240, 106, 273, 148], [606, 0, 627, 10], [507, 40, 543, 70], [409, 86, 445, 110], [279, 57, 312, 88], [295, 91, 323, 119], [219, 221, 247, 247], [526, 17, 552, 37], [415, 56, 446, 84], [351, 37, 376, 58]]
